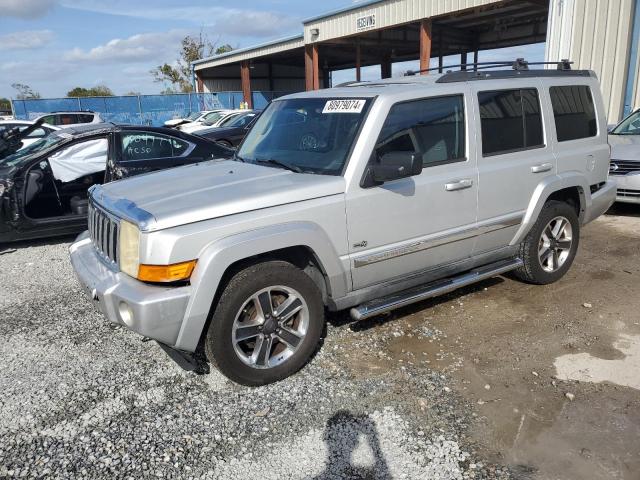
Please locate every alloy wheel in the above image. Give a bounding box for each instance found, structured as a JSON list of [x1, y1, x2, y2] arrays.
[[538, 216, 573, 272], [232, 286, 309, 369]]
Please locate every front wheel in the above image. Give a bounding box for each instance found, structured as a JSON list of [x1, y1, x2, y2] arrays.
[[205, 261, 325, 386], [512, 200, 580, 285]]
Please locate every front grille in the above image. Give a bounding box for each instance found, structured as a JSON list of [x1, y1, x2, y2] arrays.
[[88, 200, 119, 265], [609, 160, 640, 175], [618, 188, 640, 198]]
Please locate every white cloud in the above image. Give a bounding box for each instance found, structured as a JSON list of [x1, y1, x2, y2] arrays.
[[0, 30, 54, 51], [0, 0, 56, 18], [63, 30, 186, 64], [58, 1, 300, 38]]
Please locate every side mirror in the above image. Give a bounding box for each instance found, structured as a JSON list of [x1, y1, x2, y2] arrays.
[[370, 151, 422, 184]]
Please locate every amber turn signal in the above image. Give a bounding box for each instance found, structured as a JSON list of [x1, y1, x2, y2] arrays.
[[137, 260, 197, 283]]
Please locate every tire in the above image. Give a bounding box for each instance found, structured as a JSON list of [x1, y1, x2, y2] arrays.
[[512, 200, 580, 285], [204, 260, 324, 386]]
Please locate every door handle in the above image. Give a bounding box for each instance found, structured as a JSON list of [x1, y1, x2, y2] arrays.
[[445, 179, 473, 191], [531, 163, 552, 173]]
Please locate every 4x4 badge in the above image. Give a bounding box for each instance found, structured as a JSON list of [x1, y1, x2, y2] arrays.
[[353, 240, 368, 248]]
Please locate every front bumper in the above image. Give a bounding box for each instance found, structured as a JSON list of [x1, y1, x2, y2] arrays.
[[611, 173, 640, 205], [69, 232, 192, 348], [584, 179, 617, 224]]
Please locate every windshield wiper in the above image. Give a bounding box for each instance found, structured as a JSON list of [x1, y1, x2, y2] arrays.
[[255, 158, 303, 173]]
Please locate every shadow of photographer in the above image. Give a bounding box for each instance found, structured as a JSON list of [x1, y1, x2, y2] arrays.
[[312, 410, 391, 480]]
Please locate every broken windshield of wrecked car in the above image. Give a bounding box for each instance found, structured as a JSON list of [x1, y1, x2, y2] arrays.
[[0, 133, 66, 167], [237, 97, 372, 175]]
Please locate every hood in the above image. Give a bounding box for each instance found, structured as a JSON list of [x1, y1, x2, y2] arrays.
[[92, 160, 345, 231], [609, 134, 640, 161]]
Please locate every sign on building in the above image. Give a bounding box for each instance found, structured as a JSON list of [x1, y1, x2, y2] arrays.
[[356, 13, 376, 32]]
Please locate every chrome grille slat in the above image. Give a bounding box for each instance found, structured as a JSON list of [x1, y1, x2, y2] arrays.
[[88, 198, 120, 265], [609, 160, 640, 175]]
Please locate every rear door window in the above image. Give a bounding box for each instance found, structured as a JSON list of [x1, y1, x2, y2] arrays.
[[121, 131, 192, 160], [57, 114, 79, 126], [549, 86, 597, 141], [478, 88, 544, 156]]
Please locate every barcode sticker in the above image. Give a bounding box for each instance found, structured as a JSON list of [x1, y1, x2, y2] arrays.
[[322, 99, 366, 114]]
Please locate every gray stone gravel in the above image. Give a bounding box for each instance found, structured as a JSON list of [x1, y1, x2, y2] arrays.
[[0, 238, 512, 479]]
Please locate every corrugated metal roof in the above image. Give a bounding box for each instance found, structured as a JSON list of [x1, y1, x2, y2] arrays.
[[193, 34, 304, 70], [302, 0, 387, 24]]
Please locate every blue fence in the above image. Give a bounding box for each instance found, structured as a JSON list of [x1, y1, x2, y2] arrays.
[[11, 91, 291, 127]]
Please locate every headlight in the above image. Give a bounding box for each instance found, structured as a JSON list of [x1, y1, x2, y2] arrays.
[[119, 220, 140, 278]]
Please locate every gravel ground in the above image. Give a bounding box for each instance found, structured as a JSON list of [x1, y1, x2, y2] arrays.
[[3, 211, 638, 479], [0, 237, 506, 479]]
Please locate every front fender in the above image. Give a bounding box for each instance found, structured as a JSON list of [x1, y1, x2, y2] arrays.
[[173, 221, 348, 351], [510, 172, 589, 246]]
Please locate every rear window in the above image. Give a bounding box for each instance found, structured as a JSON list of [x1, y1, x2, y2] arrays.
[[478, 88, 543, 156], [549, 86, 597, 141]]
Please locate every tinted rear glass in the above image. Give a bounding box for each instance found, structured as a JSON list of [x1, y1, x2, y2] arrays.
[[550, 86, 597, 141]]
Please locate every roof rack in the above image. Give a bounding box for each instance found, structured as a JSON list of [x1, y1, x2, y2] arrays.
[[405, 58, 574, 76]]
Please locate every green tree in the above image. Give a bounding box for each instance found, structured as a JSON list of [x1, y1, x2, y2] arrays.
[[0, 98, 11, 112], [67, 85, 114, 97], [11, 83, 41, 99], [151, 31, 233, 93], [215, 44, 234, 55]]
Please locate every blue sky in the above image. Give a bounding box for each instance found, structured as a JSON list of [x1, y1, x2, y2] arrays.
[[0, 0, 544, 99]]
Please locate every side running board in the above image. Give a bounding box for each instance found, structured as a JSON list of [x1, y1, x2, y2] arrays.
[[350, 258, 523, 321]]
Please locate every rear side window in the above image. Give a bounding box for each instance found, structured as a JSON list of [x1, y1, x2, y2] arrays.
[[121, 131, 191, 161], [550, 86, 597, 141], [376, 95, 466, 167], [77, 113, 95, 123], [57, 114, 79, 125], [478, 88, 543, 156]]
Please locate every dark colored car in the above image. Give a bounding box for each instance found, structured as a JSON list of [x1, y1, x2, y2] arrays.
[[0, 123, 233, 242], [196, 111, 260, 147]]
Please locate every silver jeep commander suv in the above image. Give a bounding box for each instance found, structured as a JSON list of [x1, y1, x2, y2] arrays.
[[70, 61, 615, 386]]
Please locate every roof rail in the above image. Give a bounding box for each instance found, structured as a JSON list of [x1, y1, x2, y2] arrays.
[[405, 58, 574, 76]]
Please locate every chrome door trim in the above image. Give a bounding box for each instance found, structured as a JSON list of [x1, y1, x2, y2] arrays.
[[353, 213, 523, 268]]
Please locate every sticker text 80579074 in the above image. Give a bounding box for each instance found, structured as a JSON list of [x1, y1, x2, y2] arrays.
[[322, 99, 366, 114]]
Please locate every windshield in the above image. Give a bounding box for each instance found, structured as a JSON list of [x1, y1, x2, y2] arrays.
[[225, 113, 256, 128], [612, 110, 640, 135], [0, 133, 66, 167], [203, 111, 227, 124], [186, 111, 202, 121], [237, 97, 372, 175]]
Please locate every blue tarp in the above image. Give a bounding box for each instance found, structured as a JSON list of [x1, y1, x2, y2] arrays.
[[12, 91, 291, 126]]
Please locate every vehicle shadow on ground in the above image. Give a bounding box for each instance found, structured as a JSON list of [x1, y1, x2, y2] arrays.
[[327, 277, 504, 331], [605, 203, 640, 218], [312, 410, 390, 480], [0, 234, 77, 255]]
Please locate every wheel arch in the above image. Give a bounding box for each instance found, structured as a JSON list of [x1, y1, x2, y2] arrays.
[[510, 173, 589, 246], [173, 222, 348, 352]]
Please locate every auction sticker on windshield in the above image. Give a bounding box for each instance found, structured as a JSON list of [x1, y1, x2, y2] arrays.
[[322, 99, 366, 114]]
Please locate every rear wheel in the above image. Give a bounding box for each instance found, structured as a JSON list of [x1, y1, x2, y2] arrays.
[[205, 261, 324, 386], [512, 200, 580, 285]]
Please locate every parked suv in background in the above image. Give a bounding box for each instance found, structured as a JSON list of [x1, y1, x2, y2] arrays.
[[35, 111, 103, 128], [71, 62, 615, 386], [608, 108, 640, 204]]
